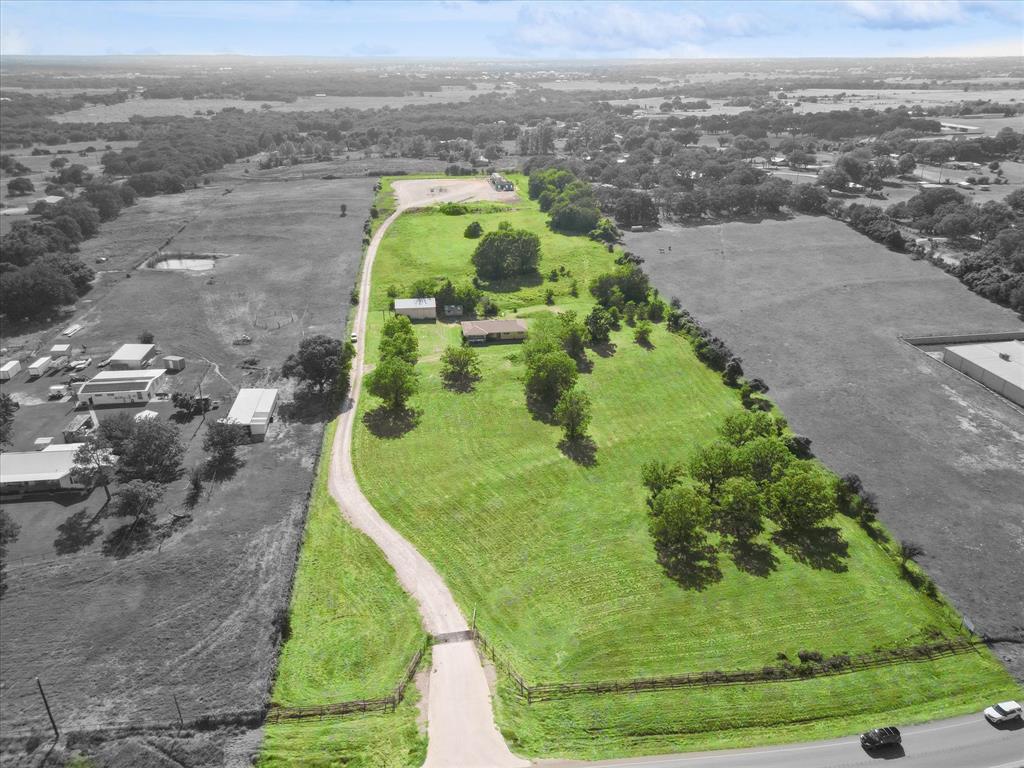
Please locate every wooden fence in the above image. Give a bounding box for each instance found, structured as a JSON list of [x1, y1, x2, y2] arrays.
[[266, 635, 430, 723], [471, 632, 981, 704]]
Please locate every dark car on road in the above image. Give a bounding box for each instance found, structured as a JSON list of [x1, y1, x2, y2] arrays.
[[860, 726, 902, 749]]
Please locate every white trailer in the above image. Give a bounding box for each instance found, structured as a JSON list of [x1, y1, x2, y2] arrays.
[[0, 360, 21, 381], [28, 357, 52, 378]]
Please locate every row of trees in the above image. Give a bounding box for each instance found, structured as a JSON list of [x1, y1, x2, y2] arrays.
[[643, 410, 846, 588], [365, 316, 419, 411]]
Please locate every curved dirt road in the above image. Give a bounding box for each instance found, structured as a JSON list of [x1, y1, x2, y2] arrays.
[[328, 180, 526, 768]]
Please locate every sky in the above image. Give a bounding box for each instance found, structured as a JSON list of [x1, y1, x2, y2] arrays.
[[0, 0, 1022, 60]]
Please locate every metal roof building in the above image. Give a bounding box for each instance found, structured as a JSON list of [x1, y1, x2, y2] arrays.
[[942, 341, 1024, 407], [76, 369, 165, 405], [1, 443, 86, 495], [226, 388, 279, 439], [109, 343, 157, 370], [394, 297, 436, 320]]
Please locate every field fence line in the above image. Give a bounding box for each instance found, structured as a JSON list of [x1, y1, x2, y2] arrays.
[[469, 631, 983, 704], [266, 634, 431, 723]]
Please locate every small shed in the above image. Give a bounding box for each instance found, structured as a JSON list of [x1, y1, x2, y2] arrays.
[[0, 360, 21, 381], [63, 413, 94, 443], [50, 344, 71, 355], [226, 388, 279, 439], [443, 305, 463, 317], [109, 343, 157, 370], [394, 298, 436, 321], [162, 355, 186, 371]]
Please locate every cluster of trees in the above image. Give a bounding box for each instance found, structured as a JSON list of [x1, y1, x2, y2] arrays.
[[365, 315, 419, 412], [953, 228, 1024, 314], [471, 223, 541, 280], [643, 410, 846, 588], [527, 165, 603, 234], [0, 187, 136, 320], [834, 202, 906, 250], [520, 313, 594, 455], [888, 187, 1017, 242], [399, 275, 481, 316]]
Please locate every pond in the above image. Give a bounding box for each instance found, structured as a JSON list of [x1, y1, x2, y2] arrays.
[[153, 258, 216, 271]]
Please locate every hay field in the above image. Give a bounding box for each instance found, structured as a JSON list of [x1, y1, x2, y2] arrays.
[[625, 216, 1024, 681]]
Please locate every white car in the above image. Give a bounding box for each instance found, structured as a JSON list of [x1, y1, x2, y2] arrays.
[[984, 701, 1022, 724], [350, 333, 358, 344]]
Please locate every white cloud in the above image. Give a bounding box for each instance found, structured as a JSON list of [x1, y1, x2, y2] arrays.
[[0, 27, 31, 55], [500, 3, 763, 57], [842, 0, 1020, 29]]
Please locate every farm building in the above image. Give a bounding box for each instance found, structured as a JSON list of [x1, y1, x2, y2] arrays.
[[226, 388, 279, 439], [489, 173, 514, 192], [162, 356, 186, 371], [942, 341, 1024, 407], [460, 319, 528, 345], [0, 443, 87, 496], [394, 298, 437, 321], [108, 343, 157, 369], [76, 369, 165, 405]]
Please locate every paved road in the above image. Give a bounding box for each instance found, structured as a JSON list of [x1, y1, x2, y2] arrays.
[[543, 714, 1022, 768], [328, 183, 527, 768]]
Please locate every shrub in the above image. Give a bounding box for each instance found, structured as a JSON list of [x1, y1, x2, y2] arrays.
[[464, 220, 483, 238]]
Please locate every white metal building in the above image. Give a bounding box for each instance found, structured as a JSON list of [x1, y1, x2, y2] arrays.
[[394, 298, 436, 321], [76, 369, 165, 405], [942, 341, 1024, 407], [0, 360, 21, 380], [226, 388, 279, 439], [0, 443, 86, 495], [109, 343, 157, 370]]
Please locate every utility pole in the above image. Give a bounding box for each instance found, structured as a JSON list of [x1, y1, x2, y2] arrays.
[[35, 677, 58, 741], [173, 694, 184, 732]]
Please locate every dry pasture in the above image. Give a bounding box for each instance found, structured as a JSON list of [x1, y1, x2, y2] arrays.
[[0, 176, 375, 764]]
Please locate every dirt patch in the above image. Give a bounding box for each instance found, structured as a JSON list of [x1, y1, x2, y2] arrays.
[[625, 216, 1024, 681], [392, 178, 520, 208]]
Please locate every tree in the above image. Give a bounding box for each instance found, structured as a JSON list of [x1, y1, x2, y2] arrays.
[[0, 393, 15, 446], [720, 410, 776, 447], [640, 459, 683, 504], [282, 335, 345, 392], [558, 310, 588, 360], [439, 345, 481, 390], [471, 228, 541, 279], [71, 436, 116, 502], [634, 319, 653, 346], [464, 220, 483, 238], [524, 350, 577, 410], [688, 442, 740, 500], [768, 463, 838, 533], [648, 484, 718, 586], [897, 153, 917, 175], [340, 203, 348, 217], [379, 314, 419, 364], [366, 357, 419, 410], [118, 419, 185, 484], [203, 421, 247, 476], [585, 306, 613, 345], [138, 330, 155, 344], [737, 436, 793, 487], [7, 177, 34, 196], [553, 387, 592, 443], [713, 477, 764, 543], [108, 480, 164, 527], [898, 540, 924, 568], [786, 183, 829, 215]]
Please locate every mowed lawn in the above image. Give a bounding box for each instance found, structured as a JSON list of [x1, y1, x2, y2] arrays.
[[351, 182, 1018, 756], [261, 422, 426, 766]]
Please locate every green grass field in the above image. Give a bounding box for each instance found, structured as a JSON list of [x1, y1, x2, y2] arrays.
[[351, 178, 1020, 758], [260, 422, 426, 766]]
